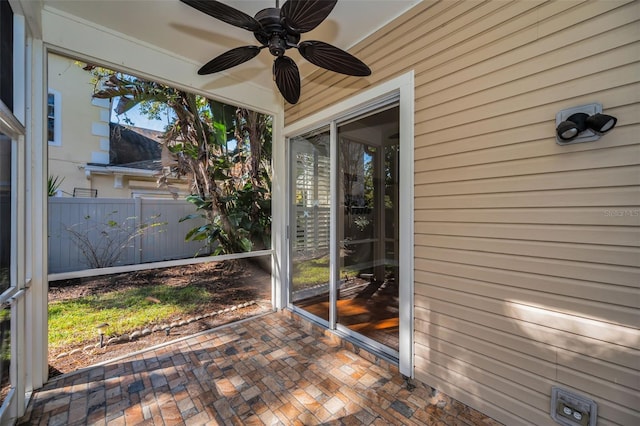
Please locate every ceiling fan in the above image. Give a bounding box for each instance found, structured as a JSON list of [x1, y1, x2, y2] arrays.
[[180, 0, 372, 104]]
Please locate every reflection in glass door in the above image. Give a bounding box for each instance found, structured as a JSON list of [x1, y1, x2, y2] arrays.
[[288, 104, 400, 355], [337, 106, 399, 352], [0, 134, 13, 409], [289, 128, 331, 323]]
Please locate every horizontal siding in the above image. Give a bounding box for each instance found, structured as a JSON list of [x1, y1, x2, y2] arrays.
[[415, 222, 639, 247], [415, 288, 638, 354], [417, 246, 638, 287], [416, 306, 640, 391], [414, 166, 640, 195], [414, 187, 638, 209], [415, 207, 638, 226], [286, 0, 640, 425], [415, 258, 637, 309], [415, 268, 638, 326], [415, 142, 640, 183], [415, 234, 639, 267]]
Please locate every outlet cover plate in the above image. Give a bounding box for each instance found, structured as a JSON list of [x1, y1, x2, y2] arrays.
[[551, 387, 597, 426]]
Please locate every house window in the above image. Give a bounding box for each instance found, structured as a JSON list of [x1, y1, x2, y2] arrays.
[[47, 89, 61, 146]]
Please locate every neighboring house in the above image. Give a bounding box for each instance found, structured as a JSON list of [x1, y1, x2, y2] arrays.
[[47, 53, 186, 198], [85, 122, 184, 198], [1, 1, 638, 425]]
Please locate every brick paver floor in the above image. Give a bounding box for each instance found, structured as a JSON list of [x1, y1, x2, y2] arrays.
[[19, 311, 502, 425]]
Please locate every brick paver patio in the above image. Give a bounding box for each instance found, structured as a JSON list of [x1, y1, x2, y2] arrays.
[[19, 311, 502, 425]]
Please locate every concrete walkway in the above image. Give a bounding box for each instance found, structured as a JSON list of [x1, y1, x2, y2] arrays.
[[19, 312, 501, 425]]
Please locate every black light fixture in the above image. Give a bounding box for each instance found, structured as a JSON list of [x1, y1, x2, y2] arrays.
[[556, 113, 588, 141], [587, 113, 617, 133], [555, 103, 617, 145]]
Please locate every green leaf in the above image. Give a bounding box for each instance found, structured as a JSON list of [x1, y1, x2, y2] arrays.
[[239, 238, 252, 252], [179, 213, 204, 223]]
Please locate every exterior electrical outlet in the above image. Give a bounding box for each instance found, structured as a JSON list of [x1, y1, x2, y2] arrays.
[[551, 387, 597, 426]]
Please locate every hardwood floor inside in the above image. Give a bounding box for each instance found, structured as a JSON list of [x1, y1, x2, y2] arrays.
[[296, 278, 399, 351]]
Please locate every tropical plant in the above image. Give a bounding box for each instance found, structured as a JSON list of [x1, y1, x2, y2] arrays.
[[47, 175, 64, 196], [90, 69, 272, 255]]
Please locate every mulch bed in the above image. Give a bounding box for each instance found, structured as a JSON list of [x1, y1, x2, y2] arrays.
[[47, 259, 272, 376]]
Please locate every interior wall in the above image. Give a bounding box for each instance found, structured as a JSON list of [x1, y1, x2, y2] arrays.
[[286, 1, 640, 425]]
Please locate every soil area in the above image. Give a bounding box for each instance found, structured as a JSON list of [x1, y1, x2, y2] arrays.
[[47, 259, 272, 377]]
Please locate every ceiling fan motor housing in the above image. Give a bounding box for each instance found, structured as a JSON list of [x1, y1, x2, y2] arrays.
[[254, 8, 300, 57]]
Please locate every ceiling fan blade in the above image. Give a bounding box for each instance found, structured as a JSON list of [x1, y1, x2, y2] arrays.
[[298, 40, 371, 76], [273, 56, 301, 104], [180, 0, 262, 32], [198, 46, 262, 75], [280, 0, 337, 33]]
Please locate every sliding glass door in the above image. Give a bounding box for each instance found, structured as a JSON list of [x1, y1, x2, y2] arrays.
[[288, 105, 400, 356], [337, 106, 399, 351], [289, 127, 331, 324]]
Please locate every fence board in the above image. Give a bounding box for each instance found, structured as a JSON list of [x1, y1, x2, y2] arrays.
[[48, 197, 210, 273]]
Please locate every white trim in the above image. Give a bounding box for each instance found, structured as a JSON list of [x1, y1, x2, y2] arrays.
[[91, 121, 109, 138], [29, 37, 49, 393], [398, 72, 415, 378], [0, 101, 24, 140], [89, 151, 109, 165], [113, 173, 123, 189], [0, 3, 32, 420], [285, 74, 413, 136], [284, 72, 415, 377], [329, 120, 338, 328], [84, 164, 159, 178], [271, 110, 286, 310], [90, 97, 110, 108], [336, 323, 399, 360], [49, 249, 274, 282], [130, 189, 188, 199]]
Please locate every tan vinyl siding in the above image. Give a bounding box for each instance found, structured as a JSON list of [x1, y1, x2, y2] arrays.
[[286, 0, 640, 425]]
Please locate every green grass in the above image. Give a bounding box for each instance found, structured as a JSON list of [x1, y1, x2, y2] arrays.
[[292, 256, 358, 289], [293, 256, 331, 288], [48, 284, 209, 350]]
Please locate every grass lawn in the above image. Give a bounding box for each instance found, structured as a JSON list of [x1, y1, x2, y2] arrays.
[[293, 256, 331, 288], [292, 255, 359, 289], [48, 284, 210, 350]]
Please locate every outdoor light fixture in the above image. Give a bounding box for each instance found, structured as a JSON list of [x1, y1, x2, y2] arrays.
[[587, 113, 617, 133], [556, 113, 589, 141], [96, 322, 109, 348], [555, 103, 617, 145]]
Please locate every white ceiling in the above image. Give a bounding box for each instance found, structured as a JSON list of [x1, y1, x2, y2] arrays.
[[43, 0, 421, 92]]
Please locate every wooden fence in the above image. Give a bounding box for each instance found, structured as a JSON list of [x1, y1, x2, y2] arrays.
[[48, 197, 210, 273]]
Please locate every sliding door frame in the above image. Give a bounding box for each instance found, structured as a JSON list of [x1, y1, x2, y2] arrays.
[[284, 72, 414, 376]]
